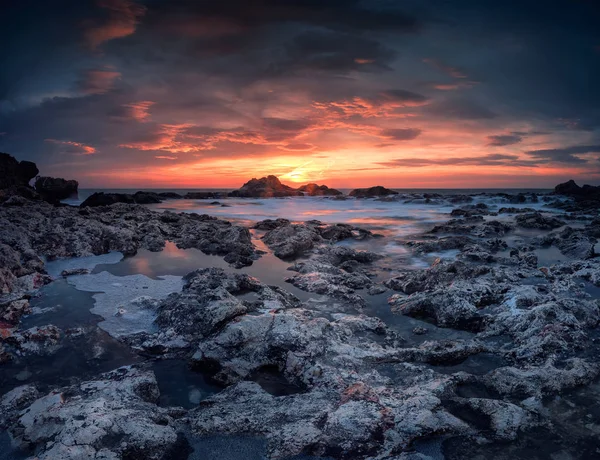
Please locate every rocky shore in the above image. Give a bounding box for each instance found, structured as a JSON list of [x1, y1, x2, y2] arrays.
[[1, 153, 600, 459]]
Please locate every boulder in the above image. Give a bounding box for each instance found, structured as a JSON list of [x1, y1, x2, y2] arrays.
[[34, 176, 79, 203], [80, 192, 135, 207], [229, 175, 303, 198], [297, 183, 343, 196], [349, 185, 398, 198], [0, 153, 39, 189]]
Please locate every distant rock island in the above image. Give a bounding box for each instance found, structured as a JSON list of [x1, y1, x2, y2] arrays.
[[349, 186, 399, 198]]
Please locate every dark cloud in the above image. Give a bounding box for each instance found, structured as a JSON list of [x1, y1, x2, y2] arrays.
[[425, 98, 497, 120], [380, 128, 422, 141], [525, 145, 600, 164], [378, 154, 537, 168], [487, 134, 523, 146], [76, 69, 121, 95], [281, 30, 396, 74]]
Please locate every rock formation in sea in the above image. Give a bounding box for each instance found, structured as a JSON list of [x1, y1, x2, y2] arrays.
[[297, 183, 343, 196], [228, 175, 304, 197], [34, 176, 79, 203], [348, 185, 398, 197]]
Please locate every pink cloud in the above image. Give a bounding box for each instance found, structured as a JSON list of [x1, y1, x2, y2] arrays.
[[85, 0, 146, 49], [45, 139, 97, 155]]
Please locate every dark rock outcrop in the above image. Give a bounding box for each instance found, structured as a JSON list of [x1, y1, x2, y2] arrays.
[[80, 191, 168, 207], [0, 153, 40, 203], [348, 185, 398, 198], [0, 153, 38, 189], [554, 180, 600, 209], [297, 183, 342, 196], [184, 191, 222, 199], [80, 192, 135, 207], [229, 176, 303, 198], [34, 176, 79, 203]]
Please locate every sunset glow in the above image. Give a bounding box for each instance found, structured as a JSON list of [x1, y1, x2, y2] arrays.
[[1, 0, 599, 188]]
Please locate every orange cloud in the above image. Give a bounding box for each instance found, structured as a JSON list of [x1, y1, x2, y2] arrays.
[[122, 101, 154, 122], [45, 139, 97, 155], [85, 0, 146, 49]]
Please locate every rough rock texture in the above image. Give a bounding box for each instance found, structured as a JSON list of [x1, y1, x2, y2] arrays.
[[34, 176, 79, 203], [0, 153, 38, 190], [229, 176, 303, 198], [0, 201, 257, 301], [6, 366, 190, 459], [515, 212, 565, 230], [261, 221, 375, 259], [297, 183, 343, 196], [349, 186, 398, 198], [0, 153, 40, 203], [80, 191, 167, 207], [285, 246, 382, 307], [535, 226, 597, 260]]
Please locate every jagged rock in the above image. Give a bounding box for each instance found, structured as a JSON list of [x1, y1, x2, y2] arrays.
[[0, 153, 38, 189], [80, 192, 136, 207], [229, 176, 303, 198], [0, 201, 258, 300], [7, 366, 190, 460], [184, 191, 222, 199], [515, 212, 565, 230], [535, 226, 597, 260], [388, 279, 496, 332], [297, 183, 343, 196], [253, 218, 291, 230], [349, 186, 398, 198], [34, 176, 79, 203], [157, 192, 183, 199], [262, 224, 322, 258]]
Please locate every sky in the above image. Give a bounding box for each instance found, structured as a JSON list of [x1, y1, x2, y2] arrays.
[[1, 0, 600, 189]]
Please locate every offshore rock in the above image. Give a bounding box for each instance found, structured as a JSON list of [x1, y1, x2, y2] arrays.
[[298, 183, 343, 196], [34, 176, 79, 203], [229, 176, 303, 198], [349, 186, 398, 198]]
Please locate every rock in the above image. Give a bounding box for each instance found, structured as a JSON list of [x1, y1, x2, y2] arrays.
[[297, 183, 343, 196], [555, 179, 586, 196], [515, 212, 565, 230], [80, 192, 136, 207], [535, 227, 597, 259], [349, 186, 398, 198], [229, 176, 303, 198], [7, 366, 190, 460], [0, 201, 258, 299], [253, 218, 291, 230], [34, 176, 79, 203], [262, 224, 322, 259], [133, 191, 163, 204], [60, 268, 91, 277], [0, 153, 39, 189], [157, 192, 183, 199], [184, 191, 222, 199]]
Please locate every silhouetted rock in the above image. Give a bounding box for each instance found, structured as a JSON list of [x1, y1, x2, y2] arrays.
[[0, 153, 38, 189], [80, 192, 135, 207], [184, 192, 222, 199], [348, 185, 398, 198], [555, 180, 584, 196], [297, 183, 342, 196], [229, 175, 303, 198], [157, 192, 183, 199], [34, 176, 79, 203], [132, 191, 162, 204]]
